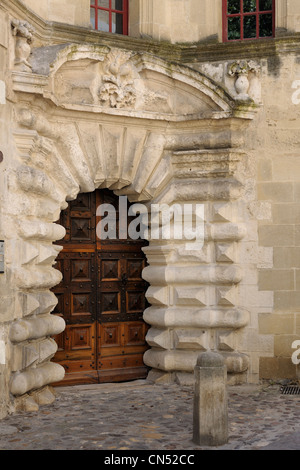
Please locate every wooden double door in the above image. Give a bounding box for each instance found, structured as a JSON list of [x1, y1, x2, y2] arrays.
[[51, 190, 149, 385]]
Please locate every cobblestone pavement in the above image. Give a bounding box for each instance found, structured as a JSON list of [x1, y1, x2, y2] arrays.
[[0, 380, 299, 451]]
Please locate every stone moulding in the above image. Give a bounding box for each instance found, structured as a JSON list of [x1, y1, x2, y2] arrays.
[[11, 43, 259, 121], [3, 40, 260, 413], [10, 362, 65, 397], [143, 307, 250, 329], [9, 315, 65, 343], [143, 349, 249, 375]]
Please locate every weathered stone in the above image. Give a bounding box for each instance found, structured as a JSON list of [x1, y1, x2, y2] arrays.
[[0, 0, 299, 421], [144, 306, 250, 329], [10, 362, 65, 396], [14, 395, 39, 412], [144, 349, 249, 374], [174, 329, 208, 350], [33, 386, 56, 406], [146, 328, 172, 350], [9, 315, 65, 343], [193, 351, 228, 447]]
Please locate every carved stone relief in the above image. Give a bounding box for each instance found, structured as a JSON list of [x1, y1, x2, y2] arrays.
[[227, 60, 260, 101], [33, 44, 253, 120], [98, 50, 137, 108], [11, 18, 35, 72]]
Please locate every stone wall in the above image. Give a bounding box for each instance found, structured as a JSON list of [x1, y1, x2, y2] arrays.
[[254, 52, 300, 380], [19, 0, 300, 43], [0, 5, 10, 420], [189, 47, 300, 382], [21, 0, 90, 28]]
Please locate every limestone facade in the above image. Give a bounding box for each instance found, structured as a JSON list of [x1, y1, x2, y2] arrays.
[[0, 0, 299, 418]]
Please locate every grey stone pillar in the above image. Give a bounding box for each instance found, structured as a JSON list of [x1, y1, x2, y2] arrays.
[[193, 351, 228, 447]]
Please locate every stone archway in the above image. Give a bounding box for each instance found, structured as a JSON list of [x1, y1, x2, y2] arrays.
[[5, 42, 258, 412]]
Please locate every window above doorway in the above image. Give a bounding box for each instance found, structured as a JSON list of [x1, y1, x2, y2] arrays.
[[90, 0, 128, 35], [223, 0, 275, 42]]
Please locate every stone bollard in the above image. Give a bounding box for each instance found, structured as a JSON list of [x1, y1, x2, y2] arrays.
[[193, 351, 228, 447]]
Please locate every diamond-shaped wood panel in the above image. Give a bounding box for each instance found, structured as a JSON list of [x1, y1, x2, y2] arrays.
[[127, 259, 145, 279], [125, 323, 147, 346], [70, 193, 92, 212], [70, 325, 93, 351], [101, 259, 120, 280], [71, 218, 92, 241], [71, 259, 92, 281], [72, 293, 91, 316], [101, 324, 122, 347], [126, 290, 145, 313], [101, 291, 121, 314]]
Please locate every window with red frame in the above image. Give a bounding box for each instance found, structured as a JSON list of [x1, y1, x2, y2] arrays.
[[223, 0, 275, 42], [90, 0, 128, 35]]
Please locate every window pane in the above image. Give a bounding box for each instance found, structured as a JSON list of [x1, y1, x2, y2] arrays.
[[98, 0, 110, 7], [112, 12, 123, 34], [243, 0, 256, 12], [227, 0, 240, 14], [90, 7, 96, 28], [259, 13, 273, 36], [244, 14, 257, 38], [112, 0, 123, 10], [259, 0, 273, 11], [98, 9, 110, 32], [228, 16, 241, 40], [90, 0, 96, 6]]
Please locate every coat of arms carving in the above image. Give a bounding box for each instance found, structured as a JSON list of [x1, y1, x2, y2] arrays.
[[98, 51, 137, 109]]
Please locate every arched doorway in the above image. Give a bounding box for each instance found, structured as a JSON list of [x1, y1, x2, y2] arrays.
[[51, 189, 149, 385], [5, 43, 258, 415]]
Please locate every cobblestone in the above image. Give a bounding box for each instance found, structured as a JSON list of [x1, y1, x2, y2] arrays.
[[0, 380, 299, 451]]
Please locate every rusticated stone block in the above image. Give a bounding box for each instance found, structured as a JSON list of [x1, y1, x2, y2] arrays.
[[144, 349, 249, 374], [143, 264, 243, 286], [18, 220, 66, 241], [16, 292, 40, 317], [215, 243, 235, 263], [146, 286, 169, 306], [10, 362, 65, 396], [11, 337, 58, 372], [174, 329, 207, 350], [33, 386, 56, 406], [11, 343, 39, 372], [9, 315, 65, 343], [146, 328, 172, 350], [144, 306, 250, 329], [174, 287, 208, 307], [14, 395, 39, 412], [15, 266, 62, 290]]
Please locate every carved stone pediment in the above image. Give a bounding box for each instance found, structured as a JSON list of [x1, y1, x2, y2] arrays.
[[26, 44, 254, 121]]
